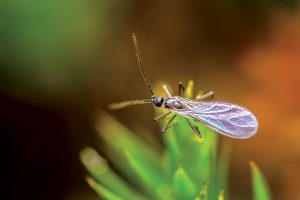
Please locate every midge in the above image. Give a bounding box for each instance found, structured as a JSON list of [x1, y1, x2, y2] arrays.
[[109, 33, 258, 139]]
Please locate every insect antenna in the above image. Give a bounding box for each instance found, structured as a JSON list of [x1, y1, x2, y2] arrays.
[[132, 33, 155, 97], [107, 33, 156, 110], [108, 99, 152, 110]]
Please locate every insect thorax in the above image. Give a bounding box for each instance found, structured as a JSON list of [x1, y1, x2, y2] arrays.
[[164, 97, 187, 109]]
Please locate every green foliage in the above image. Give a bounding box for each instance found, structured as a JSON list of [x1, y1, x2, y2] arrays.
[[250, 161, 272, 200], [80, 80, 271, 200], [0, 0, 117, 94]]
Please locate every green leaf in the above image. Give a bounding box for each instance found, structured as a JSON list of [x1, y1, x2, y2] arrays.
[[198, 181, 207, 200], [123, 149, 166, 198], [250, 161, 272, 200], [85, 176, 123, 200], [218, 190, 225, 200], [162, 129, 180, 178], [215, 141, 231, 199], [94, 112, 164, 194], [172, 166, 197, 200], [80, 147, 148, 200], [184, 80, 194, 98]]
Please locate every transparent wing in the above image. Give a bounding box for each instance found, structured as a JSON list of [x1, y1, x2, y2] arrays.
[[174, 100, 258, 138]]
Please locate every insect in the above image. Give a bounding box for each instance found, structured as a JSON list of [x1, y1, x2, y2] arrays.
[[109, 33, 258, 139]]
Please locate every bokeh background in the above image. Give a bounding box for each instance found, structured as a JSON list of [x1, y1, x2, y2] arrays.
[[1, 0, 300, 199]]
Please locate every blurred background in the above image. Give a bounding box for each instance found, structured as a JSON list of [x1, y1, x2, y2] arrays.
[[1, 0, 300, 199]]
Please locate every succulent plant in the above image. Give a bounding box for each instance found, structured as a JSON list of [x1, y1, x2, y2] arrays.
[[80, 81, 271, 200]]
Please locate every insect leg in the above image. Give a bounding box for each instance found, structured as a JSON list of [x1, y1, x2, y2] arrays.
[[153, 111, 172, 121], [161, 114, 177, 133], [178, 82, 185, 96], [185, 118, 202, 138], [163, 85, 172, 97], [196, 91, 214, 101]]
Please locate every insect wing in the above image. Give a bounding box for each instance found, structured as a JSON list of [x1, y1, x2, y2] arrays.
[[173, 99, 258, 138]]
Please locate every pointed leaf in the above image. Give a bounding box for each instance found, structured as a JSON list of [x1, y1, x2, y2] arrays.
[[80, 147, 148, 200], [86, 176, 123, 200], [94, 112, 164, 190], [124, 149, 165, 199], [172, 166, 197, 200], [218, 190, 225, 200], [250, 161, 272, 200]]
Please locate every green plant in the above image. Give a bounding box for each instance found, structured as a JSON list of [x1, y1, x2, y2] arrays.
[[80, 81, 271, 200]]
